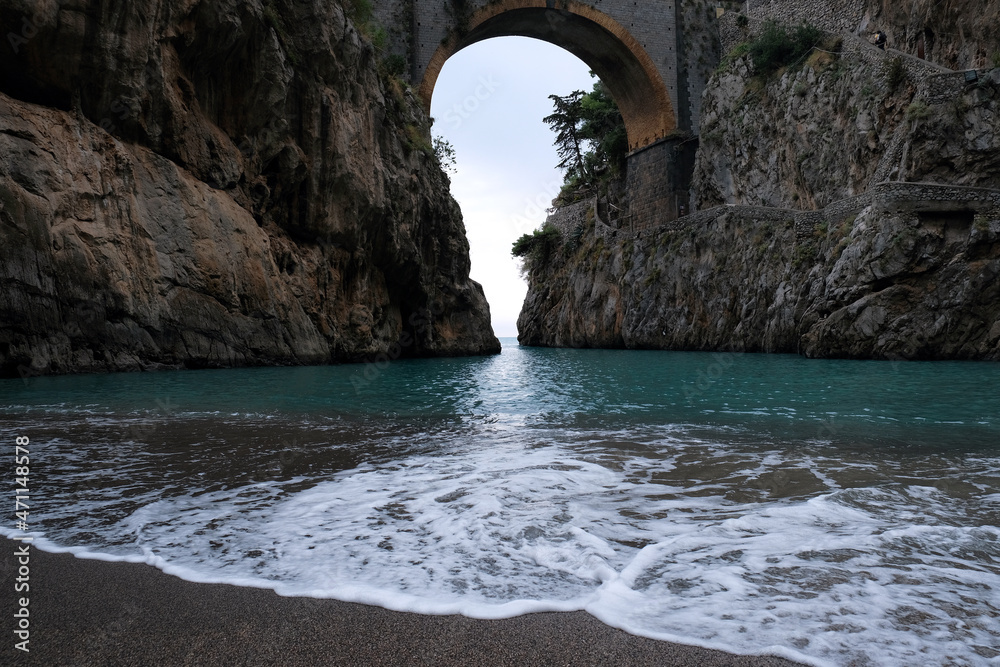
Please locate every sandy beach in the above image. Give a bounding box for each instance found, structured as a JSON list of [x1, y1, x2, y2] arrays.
[[2, 541, 806, 666]]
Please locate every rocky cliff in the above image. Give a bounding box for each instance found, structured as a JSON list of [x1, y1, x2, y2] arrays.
[[695, 44, 1000, 211], [0, 0, 499, 378], [740, 0, 1000, 71], [518, 42, 1000, 360], [861, 0, 1000, 71]]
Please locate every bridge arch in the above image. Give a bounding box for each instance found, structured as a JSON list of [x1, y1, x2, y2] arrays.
[[417, 1, 677, 151]]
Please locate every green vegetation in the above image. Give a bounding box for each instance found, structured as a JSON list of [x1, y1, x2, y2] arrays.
[[622, 238, 634, 273], [341, 0, 408, 82], [382, 53, 407, 77], [445, 0, 471, 38], [792, 242, 816, 268], [344, 0, 378, 35], [717, 22, 826, 81], [345, 0, 374, 25], [833, 235, 853, 258], [747, 21, 822, 76], [544, 76, 628, 205], [992, 52, 1000, 68], [643, 267, 662, 287], [511, 226, 562, 269], [906, 100, 931, 121], [886, 57, 907, 93], [433, 136, 457, 174], [716, 41, 751, 74], [403, 122, 432, 156], [804, 36, 841, 72], [565, 224, 585, 255]]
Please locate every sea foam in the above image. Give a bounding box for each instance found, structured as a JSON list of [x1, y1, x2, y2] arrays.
[[6, 426, 998, 666]]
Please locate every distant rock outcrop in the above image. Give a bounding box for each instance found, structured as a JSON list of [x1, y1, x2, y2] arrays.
[[0, 0, 499, 377]]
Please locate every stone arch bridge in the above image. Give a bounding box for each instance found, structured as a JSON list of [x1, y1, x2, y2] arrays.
[[374, 0, 698, 224]]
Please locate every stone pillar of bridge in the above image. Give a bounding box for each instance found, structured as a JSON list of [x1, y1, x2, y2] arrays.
[[625, 136, 697, 229], [376, 0, 697, 227]]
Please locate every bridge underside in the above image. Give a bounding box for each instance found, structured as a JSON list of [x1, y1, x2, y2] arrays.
[[418, 3, 677, 151]]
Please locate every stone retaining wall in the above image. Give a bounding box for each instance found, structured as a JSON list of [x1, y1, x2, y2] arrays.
[[546, 181, 1000, 252], [544, 199, 591, 237], [921, 68, 1000, 105], [745, 0, 867, 35], [870, 182, 1000, 212], [719, 10, 948, 81], [577, 182, 1000, 245]]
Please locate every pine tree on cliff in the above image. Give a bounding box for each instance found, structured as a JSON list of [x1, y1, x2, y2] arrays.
[[544, 90, 588, 184], [544, 80, 626, 204]]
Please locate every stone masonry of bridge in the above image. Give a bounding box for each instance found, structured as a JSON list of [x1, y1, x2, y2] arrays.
[[373, 1, 999, 232], [372, 0, 707, 227], [374, 0, 685, 150]]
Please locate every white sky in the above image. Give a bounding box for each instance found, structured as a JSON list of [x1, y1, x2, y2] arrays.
[[429, 37, 595, 338]]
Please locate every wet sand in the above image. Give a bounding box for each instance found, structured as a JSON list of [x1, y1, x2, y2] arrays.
[[2, 541, 806, 666]]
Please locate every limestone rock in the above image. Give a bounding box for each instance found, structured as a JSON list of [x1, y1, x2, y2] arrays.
[[519, 45, 1000, 360], [518, 202, 1000, 360], [0, 0, 499, 377]]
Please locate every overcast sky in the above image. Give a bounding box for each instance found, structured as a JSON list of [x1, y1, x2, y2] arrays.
[[428, 37, 595, 338]]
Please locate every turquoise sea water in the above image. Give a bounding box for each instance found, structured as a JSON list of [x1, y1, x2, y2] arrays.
[[2, 339, 999, 665]]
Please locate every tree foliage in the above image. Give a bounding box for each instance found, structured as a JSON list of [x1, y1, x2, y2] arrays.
[[544, 90, 588, 181], [543, 76, 627, 204], [511, 226, 561, 268], [433, 136, 457, 174], [748, 21, 822, 75], [579, 82, 628, 178]]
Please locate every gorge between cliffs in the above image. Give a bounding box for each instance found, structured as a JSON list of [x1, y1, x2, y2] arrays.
[[2, 3, 1000, 666]]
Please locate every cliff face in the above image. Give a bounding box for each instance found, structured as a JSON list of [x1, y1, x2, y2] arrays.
[[862, 0, 1000, 71], [518, 45, 1000, 360], [695, 48, 1000, 211], [0, 0, 499, 377], [740, 0, 1000, 71], [518, 199, 1000, 360]]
